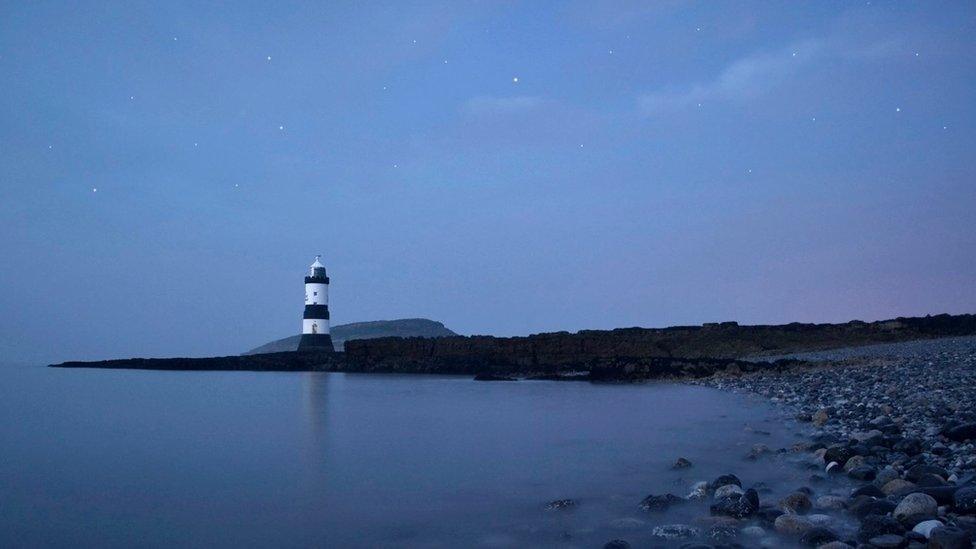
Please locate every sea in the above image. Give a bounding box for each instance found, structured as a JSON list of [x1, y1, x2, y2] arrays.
[[1, 365, 827, 547]]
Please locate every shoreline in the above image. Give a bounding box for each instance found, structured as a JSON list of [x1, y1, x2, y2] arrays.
[[675, 336, 976, 548]]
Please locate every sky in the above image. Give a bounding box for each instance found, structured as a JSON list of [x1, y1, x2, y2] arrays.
[[1, 1, 975, 364]]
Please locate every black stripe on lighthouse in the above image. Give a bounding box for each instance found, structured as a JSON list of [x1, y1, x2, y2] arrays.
[[303, 304, 330, 319]]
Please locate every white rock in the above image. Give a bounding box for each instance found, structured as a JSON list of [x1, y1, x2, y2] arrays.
[[912, 519, 943, 539]]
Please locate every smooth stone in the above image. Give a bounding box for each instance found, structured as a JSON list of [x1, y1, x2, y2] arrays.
[[741, 525, 765, 537], [815, 495, 847, 510], [852, 484, 886, 498], [927, 526, 973, 549], [807, 513, 833, 526], [868, 533, 907, 548], [894, 492, 938, 522], [774, 514, 814, 536], [851, 498, 897, 519], [912, 519, 944, 539], [858, 514, 905, 542], [798, 526, 838, 546], [781, 491, 813, 514], [875, 467, 900, 487], [844, 455, 866, 472], [848, 465, 877, 481], [672, 457, 692, 469], [905, 464, 949, 482], [883, 479, 916, 495]]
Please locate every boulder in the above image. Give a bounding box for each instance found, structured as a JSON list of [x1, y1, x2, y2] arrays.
[[638, 493, 684, 512], [672, 457, 693, 469], [893, 493, 938, 523]]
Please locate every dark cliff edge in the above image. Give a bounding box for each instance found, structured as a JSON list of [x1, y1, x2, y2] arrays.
[[51, 351, 341, 372], [49, 313, 976, 381]]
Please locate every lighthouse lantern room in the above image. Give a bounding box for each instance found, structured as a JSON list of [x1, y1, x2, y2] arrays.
[[298, 255, 334, 351]]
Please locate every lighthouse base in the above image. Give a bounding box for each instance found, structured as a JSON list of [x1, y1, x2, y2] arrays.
[[298, 333, 336, 352]]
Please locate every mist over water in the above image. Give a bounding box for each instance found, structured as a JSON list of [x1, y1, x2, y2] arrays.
[[2, 367, 821, 547]]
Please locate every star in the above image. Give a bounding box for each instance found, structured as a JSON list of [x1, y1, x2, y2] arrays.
[[443, 59, 448, 64], [943, 125, 948, 130], [234, 183, 240, 188], [609, 49, 614, 54], [579, 144, 584, 148], [48, 145, 53, 150], [914, 52, 920, 57], [279, 125, 284, 130], [812, 117, 817, 122], [266, 55, 272, 61], [697, 103, 702, 108], [129, 95, 134, 100], [194, 142, 199, 147], [512, 76, 518, 83], [92, 187, 97, 193], [896, 107, 901, 112], [748, 169, 753, 173], [173, 37, 178, 41], [412, 39, 417, 44], [696, 26, 701, 32], [792, 52, 797, 57], [382, 85, 387, 90]]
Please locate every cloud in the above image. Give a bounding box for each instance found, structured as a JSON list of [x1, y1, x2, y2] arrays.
[[638, 36, 896, 115], [464, 95, 543, 115]]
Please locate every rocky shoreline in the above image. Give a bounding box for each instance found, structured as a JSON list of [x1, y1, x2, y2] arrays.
[[589, 336, 975, 548]]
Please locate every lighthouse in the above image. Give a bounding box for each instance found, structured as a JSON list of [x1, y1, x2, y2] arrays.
[[298, 255, 334, 352]]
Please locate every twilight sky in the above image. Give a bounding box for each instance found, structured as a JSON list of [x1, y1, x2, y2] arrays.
[[1, 1, 975, 364]]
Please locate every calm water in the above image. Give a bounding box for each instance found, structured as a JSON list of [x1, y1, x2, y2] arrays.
[[1, 366, 818, 548]]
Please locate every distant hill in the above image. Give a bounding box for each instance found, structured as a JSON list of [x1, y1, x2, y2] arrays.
[[244, 318, 457, 354]]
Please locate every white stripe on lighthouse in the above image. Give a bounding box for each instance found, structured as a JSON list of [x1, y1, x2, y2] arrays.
[[303, 318, 330, 335], [304, 283, 328, 305]]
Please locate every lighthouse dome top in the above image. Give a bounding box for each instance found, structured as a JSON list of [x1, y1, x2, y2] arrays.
[[308, 255, 327, 278]]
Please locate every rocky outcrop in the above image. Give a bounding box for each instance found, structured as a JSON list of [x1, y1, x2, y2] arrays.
[[343, 313, 976, 373]]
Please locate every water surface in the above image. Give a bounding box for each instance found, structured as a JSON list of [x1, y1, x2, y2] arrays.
[[2, 367, 815, 547]]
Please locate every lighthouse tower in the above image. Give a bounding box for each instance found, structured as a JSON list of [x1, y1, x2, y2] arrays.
[[298, 255, 334, 352]]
